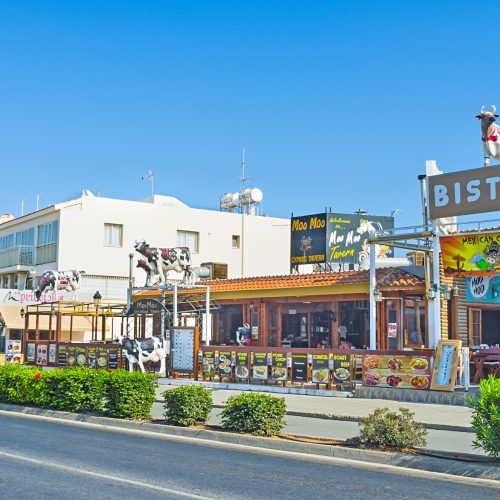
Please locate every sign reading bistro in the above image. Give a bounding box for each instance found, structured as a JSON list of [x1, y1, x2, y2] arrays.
[[428, 164, 500, 219]]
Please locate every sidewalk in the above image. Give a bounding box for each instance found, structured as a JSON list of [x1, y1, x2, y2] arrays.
[[156, 382, 474, 431]]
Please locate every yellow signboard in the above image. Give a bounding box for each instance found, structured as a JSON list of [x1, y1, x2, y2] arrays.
[[441, 231, 500, 277]]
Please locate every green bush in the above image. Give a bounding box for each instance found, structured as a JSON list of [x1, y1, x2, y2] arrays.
[[105, 370, 158, 420], [467, 375, 500, 459], [0, 365, 42, 405], [220, 393, 286, 437], [162, 386, 213, 426], [359, 407, 427, 451], [41, 368, 109, 413]]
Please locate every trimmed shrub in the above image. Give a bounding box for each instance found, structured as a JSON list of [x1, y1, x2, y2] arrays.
[[162, 386, 213, 426], [220, 393, 286, 437], [105, 370, 158, 420], [359, 407, 427, 451], [0, 364, 42, 405], [41, 368, 109, 413], [467, 375, 500, 459]]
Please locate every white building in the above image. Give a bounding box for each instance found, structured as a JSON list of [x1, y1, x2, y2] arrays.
[[0, 192, 291, 302]]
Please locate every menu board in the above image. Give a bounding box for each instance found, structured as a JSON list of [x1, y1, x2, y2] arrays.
[[218, 351, 233, 378], [108, 348, 119, 370], [58, 345, 67, 367], [27, 343, 36, 362], [76, 347, 87, 367], [431, 340, 462, 391], [235, 351, 250, 380], [96, 348, 107, 369], [271, 353, 287, 381], [312, 354, 329, 384], [202, 351, 215, 378], [49, 344, 57, 364], [6, 340, 22, 364], [291, 353, 308, 382], [252, 352, 268, 380], [333, 353, 351, 383], [36, 345, 48, 365], [170, 328, 196, 371], [67, 347, 77, 366], [362, 354, 432, 390], [87, 348, 96, 369]]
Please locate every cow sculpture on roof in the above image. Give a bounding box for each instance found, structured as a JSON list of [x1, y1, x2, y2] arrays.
[[134, 240, 193, 284], [476, 105, 500, 166], [34, 270, 84, 301]]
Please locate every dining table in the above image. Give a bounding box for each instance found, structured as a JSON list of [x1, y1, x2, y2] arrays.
[[472, 350, 500, 383]]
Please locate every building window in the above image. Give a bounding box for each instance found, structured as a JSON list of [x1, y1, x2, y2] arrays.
[[177, 230, 199, 253], [104, 223, 123, 247], [232, 235, 240, 249], [37, 221, 59, 246]]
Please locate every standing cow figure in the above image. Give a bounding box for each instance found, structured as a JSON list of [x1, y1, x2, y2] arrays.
[[134, 240, 193, 284], [476, 105, 500, 166], [34, 270, 84, 301], [115, 335, 166, 374]]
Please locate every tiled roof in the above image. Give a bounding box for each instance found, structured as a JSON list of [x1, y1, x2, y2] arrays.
[[200, 268, 424, 292]]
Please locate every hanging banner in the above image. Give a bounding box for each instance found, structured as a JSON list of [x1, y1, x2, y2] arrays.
[[290, 213, 327, 266], [441, 231, 500, 276], [326, 213, 394, 265]]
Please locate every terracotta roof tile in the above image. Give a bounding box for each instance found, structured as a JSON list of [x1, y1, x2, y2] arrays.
[[199, 268, 424, 293]]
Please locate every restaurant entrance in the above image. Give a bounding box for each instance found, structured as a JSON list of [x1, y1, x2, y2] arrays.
[[469, 307, 500, 346]]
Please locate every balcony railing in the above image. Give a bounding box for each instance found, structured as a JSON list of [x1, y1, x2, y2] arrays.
[[0, 245, 35, 268], [35, 243, 58, 265], [0, 243, 58, 269]]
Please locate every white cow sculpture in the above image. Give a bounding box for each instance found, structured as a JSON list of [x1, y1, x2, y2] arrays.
[[34, 270, 84, 301], [476, 105, 500, 166], [116, 335, 166, 374]]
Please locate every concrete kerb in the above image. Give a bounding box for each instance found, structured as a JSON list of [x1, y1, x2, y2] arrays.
[[0, 403, 497, 481]]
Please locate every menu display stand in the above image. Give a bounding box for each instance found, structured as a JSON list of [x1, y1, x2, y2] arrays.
[[169, 326, 199, 380], [430, 340, 462, 392]]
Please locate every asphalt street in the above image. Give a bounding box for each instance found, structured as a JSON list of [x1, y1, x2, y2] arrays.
[[0, 412, 497, 500]]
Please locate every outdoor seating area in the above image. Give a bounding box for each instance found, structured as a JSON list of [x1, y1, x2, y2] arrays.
[[471, 347, 500, 383]]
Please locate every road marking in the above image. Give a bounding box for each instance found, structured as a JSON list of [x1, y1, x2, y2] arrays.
[[1, 410, 499, 489], [0, 449, 211, 499]]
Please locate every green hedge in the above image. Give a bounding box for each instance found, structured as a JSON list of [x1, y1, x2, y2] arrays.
[[105, 370, 158, 420], [162, 386, 213, 426], [220, 393, 286, 437], [0, 365, 158, 420], [359, 407, 427, 451], [467, 375, 500, 459]]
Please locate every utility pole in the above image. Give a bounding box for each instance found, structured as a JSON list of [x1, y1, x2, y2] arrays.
[[240, 148, 246, 278]]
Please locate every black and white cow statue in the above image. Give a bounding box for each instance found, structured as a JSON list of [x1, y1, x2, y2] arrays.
[[116, 335, 166, 374], [134, 240, 193, 284], [136, 259, 154, 286], [35, 270, 84, 301]]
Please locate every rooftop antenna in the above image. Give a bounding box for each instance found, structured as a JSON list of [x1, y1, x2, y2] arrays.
[[36, 192, 41, 211], [240, 148, 247, 190], [142, 170, 155, 197]]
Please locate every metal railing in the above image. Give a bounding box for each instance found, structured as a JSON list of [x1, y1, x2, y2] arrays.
[[0, 245, 35, 268]]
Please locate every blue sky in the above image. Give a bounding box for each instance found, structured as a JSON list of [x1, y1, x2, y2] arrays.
[[1, 1, 498, 227]]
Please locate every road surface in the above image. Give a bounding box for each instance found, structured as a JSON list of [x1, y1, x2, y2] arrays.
[[0, 412, 496, 499]]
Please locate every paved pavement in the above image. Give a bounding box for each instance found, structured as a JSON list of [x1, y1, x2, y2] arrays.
[[157, 384, 474, 429], [0, 412, 497, 499]]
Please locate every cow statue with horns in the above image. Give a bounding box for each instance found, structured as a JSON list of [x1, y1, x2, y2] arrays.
[[134, 240, 193, 285], [115, 335, 166, 374], [34, 270, 84, 301], [476, 105, 500, 166]]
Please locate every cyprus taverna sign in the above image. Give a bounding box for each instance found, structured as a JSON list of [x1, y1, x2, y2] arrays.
[[429, 164, 500, 219]]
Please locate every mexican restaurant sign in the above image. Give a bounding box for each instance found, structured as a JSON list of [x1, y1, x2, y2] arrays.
[[441, 231, 500, 276], [429, 164, 500, 219]]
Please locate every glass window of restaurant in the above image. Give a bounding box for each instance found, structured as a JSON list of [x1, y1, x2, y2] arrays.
[[403, 296, 426, 347], [468, 307, 500, 347], [339, 301, 369, 349], [213, 305, 243, 345], [280, 305, 333, 348]]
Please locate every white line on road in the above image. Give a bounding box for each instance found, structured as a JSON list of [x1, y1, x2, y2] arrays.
[[1, 410, 499, 490], [0, 449, 212, 499]]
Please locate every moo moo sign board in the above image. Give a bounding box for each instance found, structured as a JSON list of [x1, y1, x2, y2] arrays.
[[290, 213, 327, 265], [429, 164, 500, 219]]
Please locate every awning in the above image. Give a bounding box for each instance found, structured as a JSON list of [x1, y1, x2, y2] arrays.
[[0, 306, 94, 332]]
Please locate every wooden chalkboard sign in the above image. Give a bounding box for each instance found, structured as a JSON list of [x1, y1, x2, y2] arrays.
[[430, 340, 462, 392]]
